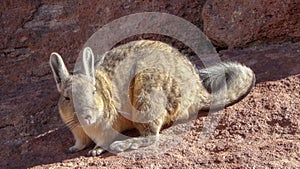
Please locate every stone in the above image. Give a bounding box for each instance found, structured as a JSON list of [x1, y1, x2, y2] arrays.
[[202, 0, 300, 48], [220, 42, 300, 82]]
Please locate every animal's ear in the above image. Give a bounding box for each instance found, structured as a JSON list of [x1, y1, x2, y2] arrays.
[[49, 52, 70, 92], [82, 47, 95, 85]]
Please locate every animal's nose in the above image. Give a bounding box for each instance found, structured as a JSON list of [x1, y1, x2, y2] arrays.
[[77, 110, 98, 125], [84, 114, 92, 121]]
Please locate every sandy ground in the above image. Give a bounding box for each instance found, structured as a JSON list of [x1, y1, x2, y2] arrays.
[[2, 73, 299, 169]]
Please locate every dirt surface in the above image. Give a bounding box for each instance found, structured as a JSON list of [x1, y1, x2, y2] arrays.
[[2, 74, 299, 168]]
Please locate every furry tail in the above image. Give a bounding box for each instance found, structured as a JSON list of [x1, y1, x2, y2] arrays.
[[198, 62, 255, 110]]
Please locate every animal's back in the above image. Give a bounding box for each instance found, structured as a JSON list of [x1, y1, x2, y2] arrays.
[[97, 40, 193, 76]]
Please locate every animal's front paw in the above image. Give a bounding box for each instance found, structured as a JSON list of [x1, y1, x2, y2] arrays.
[[67, 139, 92, 154], [68, 145, 83, 154], [88, 146, 105, 156]]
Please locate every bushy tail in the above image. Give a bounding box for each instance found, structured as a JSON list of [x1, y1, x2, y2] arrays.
[[198, 62, 255, 110]]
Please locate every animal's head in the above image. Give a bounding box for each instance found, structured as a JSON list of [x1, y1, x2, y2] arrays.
[[49, 47, 104, 126]]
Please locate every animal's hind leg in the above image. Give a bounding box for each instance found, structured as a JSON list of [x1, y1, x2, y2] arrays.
[[109, 69, 172, 152], [110, 83, 165, 151]]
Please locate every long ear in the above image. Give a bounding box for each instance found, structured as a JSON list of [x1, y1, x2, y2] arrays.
[[82, 47, 95, 85], [49, 52, 70, 92]]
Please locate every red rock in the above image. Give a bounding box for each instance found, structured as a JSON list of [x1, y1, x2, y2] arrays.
[[202, 0, 300, 48], [220, 42, 300, 82]]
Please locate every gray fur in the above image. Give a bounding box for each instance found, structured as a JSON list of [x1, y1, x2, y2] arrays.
[[49, 52, 70, 92], [82, 47, 96, 85], [199, 62, 255, 108]]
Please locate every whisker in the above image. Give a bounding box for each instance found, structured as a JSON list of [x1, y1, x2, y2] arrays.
[[63, 115, 81, 130]]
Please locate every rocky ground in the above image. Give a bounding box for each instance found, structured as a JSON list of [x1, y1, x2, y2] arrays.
[[2, 73, 299, 169], [1, 0, 299, 168]]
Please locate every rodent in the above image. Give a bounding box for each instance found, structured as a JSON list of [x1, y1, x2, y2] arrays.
[[49, 40, 255, 156]]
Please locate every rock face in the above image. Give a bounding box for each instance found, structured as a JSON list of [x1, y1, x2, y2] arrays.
[[0, 0, 205, 89], [202, 0, 300, 48], [0, 0, 299, 168], [220, 42, 300, 82]]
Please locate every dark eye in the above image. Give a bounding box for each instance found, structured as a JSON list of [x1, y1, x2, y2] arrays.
[[92, 90, 96, 95], [64, 97, 70, 101]]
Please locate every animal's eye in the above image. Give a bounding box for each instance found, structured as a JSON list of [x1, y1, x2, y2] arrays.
[[64, 96, 70, 101], [92, 90, 96, 95]]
